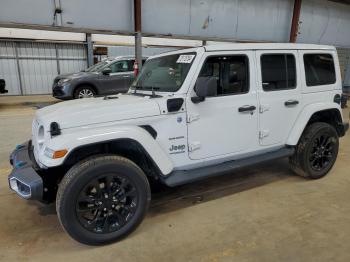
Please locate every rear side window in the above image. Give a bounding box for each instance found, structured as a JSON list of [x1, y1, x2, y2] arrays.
[[304, 54, 336, 86], [261, 54, 296, 91]]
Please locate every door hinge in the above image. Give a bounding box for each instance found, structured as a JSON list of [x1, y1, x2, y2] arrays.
[[187, 113, 200, 123], [259, 104, 270, 113], [259, 130, 269, 139], [188, 141, 201, 152]]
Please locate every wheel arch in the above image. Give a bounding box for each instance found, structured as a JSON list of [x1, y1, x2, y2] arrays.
[[63, 138, 164, 179], [286, 103, 344, 145], [44, 126, 173, 177], [74, 82, 98, 96]]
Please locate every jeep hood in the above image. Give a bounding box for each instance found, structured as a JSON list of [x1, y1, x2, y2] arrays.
[[36, 95, 161, 129]]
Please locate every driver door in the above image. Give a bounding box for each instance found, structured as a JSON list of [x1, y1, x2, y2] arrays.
[[186, 51, 259, 160], [98, 60, 133, 94]]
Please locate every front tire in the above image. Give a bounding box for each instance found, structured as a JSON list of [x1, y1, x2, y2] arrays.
[[56, 155, 151, 245], [289, 122, 339, 179], [73, 86, 96, 99]]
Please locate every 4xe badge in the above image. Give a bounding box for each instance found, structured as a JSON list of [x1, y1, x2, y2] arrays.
[[169, 144, 186, 154]]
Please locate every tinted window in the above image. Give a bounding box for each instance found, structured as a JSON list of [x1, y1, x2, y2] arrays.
[[198, 55, 249, 96], [109, 60, 130, 73], [304, 54, 336, 86], [128, 60, 135, 71], [261, 54, 296, 91]]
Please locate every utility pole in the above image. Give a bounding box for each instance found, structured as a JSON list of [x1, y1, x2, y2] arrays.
[[134, 0, 142, 72], [289, 0, 302, 43], [86, 33, 94, 67]]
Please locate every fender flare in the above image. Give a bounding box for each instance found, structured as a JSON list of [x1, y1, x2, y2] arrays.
[[286, 102, 342, 145], [42, 125, 174, 175]]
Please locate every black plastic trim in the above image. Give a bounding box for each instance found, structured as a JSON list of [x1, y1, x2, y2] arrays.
[[8, 141, 43, 200], [140, 125, 157, 139], [162, 147, 295, 187], [50, 122, 61, 136], [167, 98, 184, 112], [338, 122, 349, 137]]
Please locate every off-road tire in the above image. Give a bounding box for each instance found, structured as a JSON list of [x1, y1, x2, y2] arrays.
[[289, 122, 339, 179], [56, 155, 151, 245]]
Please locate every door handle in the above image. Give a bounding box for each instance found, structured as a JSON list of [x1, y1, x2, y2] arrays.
[[284, 100, 299, 106], [238, 105, 256, 113], [123, 75, 131, 78]]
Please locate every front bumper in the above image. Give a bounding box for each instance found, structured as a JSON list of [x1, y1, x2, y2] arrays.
[[52, 83, 73, 100], [8, 141, 43, 200]]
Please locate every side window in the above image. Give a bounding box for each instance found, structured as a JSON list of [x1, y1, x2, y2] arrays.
[[261, 54, 296, 91], [109, 60, 130, 73], [128, 60, 135, 71], [198, 55, 249, 97], [303, 54, 336, 86]]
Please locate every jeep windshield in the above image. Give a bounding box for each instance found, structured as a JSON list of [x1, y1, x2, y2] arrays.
[[131, 52, 196, 92]]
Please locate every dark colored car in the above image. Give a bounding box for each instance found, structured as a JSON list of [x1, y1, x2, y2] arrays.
[[52, 56, 147, 100], [0, 79, 8, 94]]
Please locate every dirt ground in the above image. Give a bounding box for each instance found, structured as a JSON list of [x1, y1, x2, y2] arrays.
[[0, 96, 349, 262]]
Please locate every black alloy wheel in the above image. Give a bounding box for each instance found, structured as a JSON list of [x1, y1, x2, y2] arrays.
[[289, 122, 339, 179], [56, 155, 151, 245], [76, 174, 138, 234], [308, 133, 337, 172]]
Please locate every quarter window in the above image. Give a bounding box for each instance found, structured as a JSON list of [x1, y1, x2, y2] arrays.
[[261, 54, 296, 91], [303, 54, 336, 86], [198, 55, 249, 96]]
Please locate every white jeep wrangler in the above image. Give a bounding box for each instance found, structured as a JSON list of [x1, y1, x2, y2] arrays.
[[8, 43, 349, 245]]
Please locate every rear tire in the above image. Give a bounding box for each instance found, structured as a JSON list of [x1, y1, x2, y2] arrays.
[[56, 155, 151, 245], [73, 86, 96, 99], [289, 122, 339, 179]]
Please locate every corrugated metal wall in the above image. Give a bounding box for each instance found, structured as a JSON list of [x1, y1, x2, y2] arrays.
[[0, 40, 87, 95]]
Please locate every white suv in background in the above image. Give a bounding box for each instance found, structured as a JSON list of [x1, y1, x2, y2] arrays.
[[8, 43, 349, 245]]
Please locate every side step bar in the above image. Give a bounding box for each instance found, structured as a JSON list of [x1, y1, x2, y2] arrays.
[[162, 147, 295, 187]]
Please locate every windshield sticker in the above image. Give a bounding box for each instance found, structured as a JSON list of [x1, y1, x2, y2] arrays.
[[176, 55, 195, 64]]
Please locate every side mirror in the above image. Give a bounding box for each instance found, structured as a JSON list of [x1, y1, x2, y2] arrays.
[[102, 68, 112, 75], [191, 77, 217, 104]]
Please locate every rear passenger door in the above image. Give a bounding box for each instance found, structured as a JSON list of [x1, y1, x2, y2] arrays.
[[256, 50, 302, 146]]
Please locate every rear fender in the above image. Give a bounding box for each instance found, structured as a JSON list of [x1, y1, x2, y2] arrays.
[[286, 103, 343, 145]]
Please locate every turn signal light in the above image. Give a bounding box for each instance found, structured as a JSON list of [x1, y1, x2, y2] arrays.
[[53, 149, 68, 159]]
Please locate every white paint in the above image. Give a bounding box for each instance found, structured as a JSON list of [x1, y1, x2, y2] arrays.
[[30, 44, 345, 175]]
